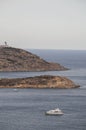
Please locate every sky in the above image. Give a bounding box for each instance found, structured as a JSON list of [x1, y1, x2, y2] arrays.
[[0, 0, 86, 50]]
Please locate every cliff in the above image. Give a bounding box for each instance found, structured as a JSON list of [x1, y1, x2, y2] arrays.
[[0, 75, 80, 88], [0, 47, 67, 72]]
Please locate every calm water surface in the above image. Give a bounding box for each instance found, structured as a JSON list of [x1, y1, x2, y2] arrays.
[[0, 50, 86, 130]]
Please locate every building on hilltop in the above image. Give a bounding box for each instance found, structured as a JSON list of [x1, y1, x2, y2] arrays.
[[0, 42, 9, 48]]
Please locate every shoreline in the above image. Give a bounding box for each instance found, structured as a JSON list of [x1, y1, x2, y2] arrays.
[[0, 75, 80, 89]]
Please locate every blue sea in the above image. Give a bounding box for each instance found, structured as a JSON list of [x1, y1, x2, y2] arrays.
[[0, 49, 86, 130]]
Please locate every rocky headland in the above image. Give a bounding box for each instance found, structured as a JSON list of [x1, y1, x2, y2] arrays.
[[0, 75, 80, 88], [0, 46, 68, 72], [0, 46, 79, 89]]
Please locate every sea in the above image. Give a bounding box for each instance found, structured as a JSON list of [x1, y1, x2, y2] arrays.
[[0, 49, 86, 130]]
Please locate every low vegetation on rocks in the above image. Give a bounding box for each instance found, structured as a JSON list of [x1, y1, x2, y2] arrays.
[[0, 47, 68, 72], [0, 75, 80, 88]]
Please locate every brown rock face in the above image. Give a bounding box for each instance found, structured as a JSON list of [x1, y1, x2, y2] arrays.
[[0, 47, 68, 72], [0, 75, 80, 88]]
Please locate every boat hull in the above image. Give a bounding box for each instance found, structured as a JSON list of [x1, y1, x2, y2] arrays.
[[45, 112, 64, 116]]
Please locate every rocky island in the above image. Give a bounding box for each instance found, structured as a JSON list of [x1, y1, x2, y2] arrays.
[[0, 75, 80, 88], [0, 46, 67, 72], [0, 45, 79, 89]]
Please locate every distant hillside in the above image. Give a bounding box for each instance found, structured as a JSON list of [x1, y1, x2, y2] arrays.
[[0, 47, 68, 72]]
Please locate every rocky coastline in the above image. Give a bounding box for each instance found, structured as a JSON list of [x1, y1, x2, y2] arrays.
[[0, 46, 79, 89], [0, 75, 80, 89], [0, 47, 68, 72]]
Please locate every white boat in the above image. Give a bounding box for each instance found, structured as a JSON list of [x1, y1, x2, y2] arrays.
[[45, 108, 64, 116]]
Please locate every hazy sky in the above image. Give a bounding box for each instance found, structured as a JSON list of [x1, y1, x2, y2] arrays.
[[0, 0, 86, 49]]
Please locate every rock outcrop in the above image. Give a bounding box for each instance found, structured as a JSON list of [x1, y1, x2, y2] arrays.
[[0, 75, 80, 88], [0, 47, 68, 72]]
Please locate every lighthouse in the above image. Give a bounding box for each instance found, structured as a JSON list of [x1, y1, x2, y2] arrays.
[[0, 41, 9, 48], [4, 41, 8, 46]]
